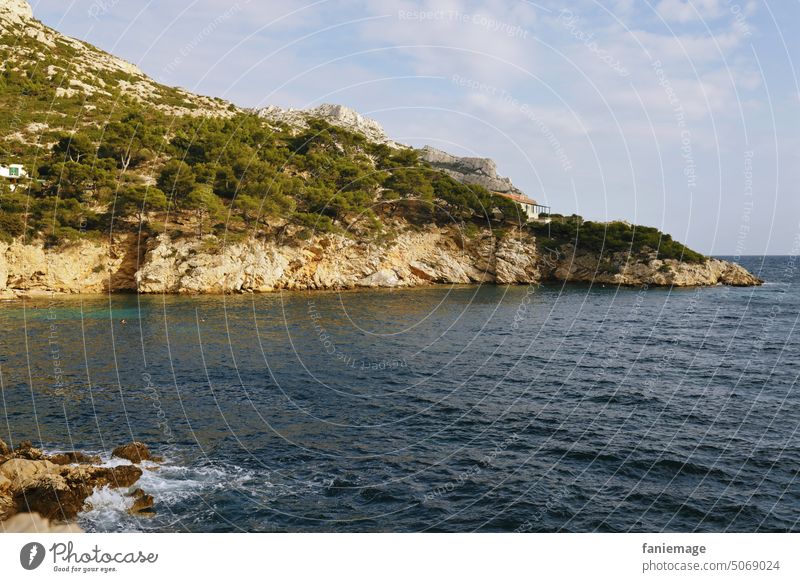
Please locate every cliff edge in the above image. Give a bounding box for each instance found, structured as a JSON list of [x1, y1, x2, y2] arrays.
[[0, 226, 761, 297]]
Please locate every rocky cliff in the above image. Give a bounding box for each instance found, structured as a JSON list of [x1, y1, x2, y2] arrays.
[[257, 103, 402, 147], [0, 237, 140, 297], [0, 227, 761, 297], [539, 247, 760, 287], [420, 146, 528, 198], [133, 226, 542, 293]]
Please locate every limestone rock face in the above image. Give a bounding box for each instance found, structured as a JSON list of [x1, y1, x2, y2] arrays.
[[541, 249, 763, 287], [134, 226, 538, 293], [313, 104, 391, 144], [0, 235, 139, 295], [12, 440, 45, 460], [0, 242, 9, 296], [48, 451, 102, 466], [494, 236, 541, 284], [0, 0, 33, 28], [715, 260, 764, 286], [0, 459, 61, 492], [357, 268, 402, 288], [0, 228, 762, 296], [420, 146, 527, 197], [11, 464, 142, 521], [0, 473, 17, 521], [135, 234, 302, 294], [257, 103, 400, 146], [0, 512, 83, 533]]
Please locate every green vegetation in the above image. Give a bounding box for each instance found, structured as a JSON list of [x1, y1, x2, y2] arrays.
[[530, 215, 706, 263], [1, 19, 530, 245], [0, 22, 706, 266], [1, 69, 527, 244]]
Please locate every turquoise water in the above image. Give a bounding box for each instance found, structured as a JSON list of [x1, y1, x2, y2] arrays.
[[0, 256, 798, 532]]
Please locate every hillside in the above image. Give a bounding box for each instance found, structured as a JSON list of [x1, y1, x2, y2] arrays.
[[0, 0, 761, 294], [0, 0, 526, 244]]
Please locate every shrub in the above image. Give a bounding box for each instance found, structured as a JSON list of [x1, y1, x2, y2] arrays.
[[293, 211, 339, 234], [157, 160, 196, 200], [530, 217, 706, 263], [0, 210, 25, 240]]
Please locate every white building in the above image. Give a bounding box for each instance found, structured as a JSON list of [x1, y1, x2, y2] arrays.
[[0, 164, 28, 190], [1, 164, 27, 178], [497, 192, 551, 222]]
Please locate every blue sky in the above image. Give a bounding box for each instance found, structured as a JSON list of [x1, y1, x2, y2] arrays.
[[31, 0, 800, 254]]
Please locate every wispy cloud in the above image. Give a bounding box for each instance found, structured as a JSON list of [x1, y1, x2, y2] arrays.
[[656, 0, 725, 23]]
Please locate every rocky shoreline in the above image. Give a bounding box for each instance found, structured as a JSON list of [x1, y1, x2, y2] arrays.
[[0, 225, 762, 298], [0, 438, 156, 531]]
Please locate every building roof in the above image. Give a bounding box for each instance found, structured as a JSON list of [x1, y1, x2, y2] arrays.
[[495, 191, 539, 206]]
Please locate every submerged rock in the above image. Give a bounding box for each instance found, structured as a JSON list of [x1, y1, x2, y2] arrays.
[[129, 488, 155, 515], [112, 441, 156, 464]]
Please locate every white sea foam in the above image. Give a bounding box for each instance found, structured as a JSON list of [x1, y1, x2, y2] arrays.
[[73, 452, 267, 531], [80, 486, 136, 531], [83, 486, 134, 511]]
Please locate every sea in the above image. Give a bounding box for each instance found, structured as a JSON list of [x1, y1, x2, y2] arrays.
[[0, 256, 798, 532]]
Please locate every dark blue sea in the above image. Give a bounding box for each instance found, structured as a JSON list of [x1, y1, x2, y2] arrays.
[[1, 256, 798, 532]]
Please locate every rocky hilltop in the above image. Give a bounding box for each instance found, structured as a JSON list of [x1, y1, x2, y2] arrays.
[[257, 103, 401, 147], [0, 0, 234, 122], [0, 0, 30, 22], [420, 146, 528, 198]]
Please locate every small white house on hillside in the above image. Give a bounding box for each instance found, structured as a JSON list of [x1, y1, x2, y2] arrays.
[[497, 192, 551, 222], [0, 164, 27, 179], [0, 164, 28, 191]]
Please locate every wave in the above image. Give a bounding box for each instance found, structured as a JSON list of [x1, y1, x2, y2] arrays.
[[74, 452, 262, 532]]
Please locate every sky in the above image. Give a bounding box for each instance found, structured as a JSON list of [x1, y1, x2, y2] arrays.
[[30, 0, 800, 254]]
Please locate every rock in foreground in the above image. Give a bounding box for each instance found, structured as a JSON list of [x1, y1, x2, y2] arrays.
[[0, 511, 83, 533], [0, 438, 154, 525]]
